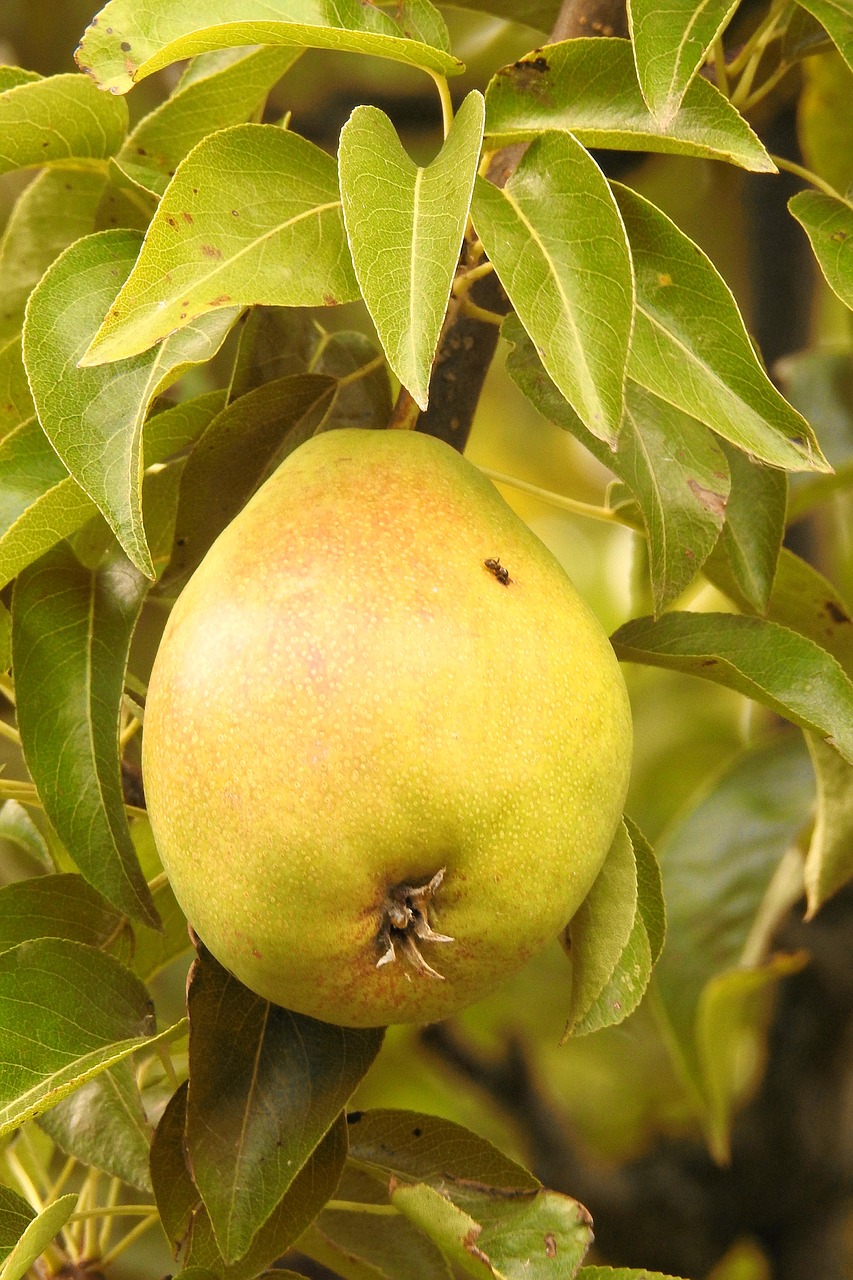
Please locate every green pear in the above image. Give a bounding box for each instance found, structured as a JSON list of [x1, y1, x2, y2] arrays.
[[143, 428, 632, 1027]]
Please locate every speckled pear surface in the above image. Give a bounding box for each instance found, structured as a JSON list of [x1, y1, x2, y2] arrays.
[[142, 429, 632, 1026]]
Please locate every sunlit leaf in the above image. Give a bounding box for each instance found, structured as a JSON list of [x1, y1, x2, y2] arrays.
[[485, 38, 773, 170], [795, 0, 853, 73], [473, 135, 633, 443], [612, 182, 829, 472], [0, 1195, 77, 1280], [339, 91, 484, 409], [627, 0, 738, 124], [612, 611, 853, 763], [11, 543, 157, 923], [76, 0, 461, 95], [789, 189, 853, 311], [0, 73, 127, 175], [23, 229, 238, 577], [804, 732, 853, 916], [81, 127, 357, 368]]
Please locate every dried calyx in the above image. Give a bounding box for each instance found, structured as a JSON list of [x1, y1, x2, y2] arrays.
[[376, 868, 453, 979]]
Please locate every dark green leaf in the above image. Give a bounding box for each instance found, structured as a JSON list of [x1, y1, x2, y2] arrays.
[[795, 0, 853, 72], [116, 46, 302, 196], [804, 732, 853, 916], [0, 74, 127, 175], [313, 332, 393, 432], [0, 606, 9, 674], [76, 0, 461, 94], [0, 801, 52, 871], [0, 337, 34, 440], [485, 38, 773, 170], [0, 873, 123, 954], [627, 0, 736, 124], [626, 815, 666, 966], [39, 1058, 153, 1191], [82, 127, 358, 368], [0, 1194, 77, 1280], [0, 936, 173, 1135], [12, 543, 157, 924], [339, 92, 484, 409], [789, 189, 853, 311], [0, 1187, 35, 1264], [715, 441, 786, 613], [228, 307, 320, 399], [612, 611, 853, 762], [578, 1268, 688, 1279], [611, 182, 828, 473], [185, 947, 383, 1263], [472, 135, 633, 443], [23, 229, 238, 577]]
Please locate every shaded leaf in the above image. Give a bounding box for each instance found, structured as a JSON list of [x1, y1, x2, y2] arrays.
[[339, 92, 484, 408], [116, 46, 302, 197], [627, 0, 737, 124], [795, 0, 853, 72], [0, 873, 122, 954], [611, 183, 828, 472], [578, 1268, 688, 1279], [23, 229, 238, 578], [76, 0, 461, 94], [439, 0, 557, 28], [0, 801, 52, 871], [228, 307, 320, 399], [0, 169, 107, 343], [0, 337, 34, 440], [82, 126, 357, 368], [160, 374, 336, 594], [0, 607, 8, 674], [804, 732, 853, 916], [0, 73, 127, 175], [502, 313, 729, 611], [626, 815, 666, 966], [789, 189, 853, 311], [472, 134, 633, 442], [798, 51, 853, 196], [569, 902, 653, 1037], [612, 611, 853, 763], [11, 543, 157, 924], [185, 947, 383, 1263], [313, 331, 393, 432], [0, 1194, 76, 1280], [485, 38, 773, 171], [714, 442, 786, 613], [39, 1059, 153, 1192], [0, 1187, 35, 1264], [0, 936, 177, 1136]]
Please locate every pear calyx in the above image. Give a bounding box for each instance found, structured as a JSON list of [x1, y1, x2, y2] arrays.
[[376, 868, 454, 979]]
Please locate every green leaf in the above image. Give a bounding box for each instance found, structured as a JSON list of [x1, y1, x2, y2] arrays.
[[611, 182, 829, 473], [440, 0, 557, 29], [804, 732, 853, 916], [0, 801, 52, 871], [228, 307, 320, 398], [627, 815, 666, 966], [81, 126, 358, 369], [23, 229, 238, 577], [0, 1188, 35, 1265], [578, 1268, 688, 1279], [339, 92, 484, 409], [185, 947, 383, 1263], [714, 441, 786, 613], [312, 331, 393, 432], [76, 0, 461, 95], [472, 135, 633, 443], [0, 608, 9, 675], [484, 38, 773, 171], [695, 951, 808, 1161], [0, 170, 108, 344], [789, 189, 853, 311], [160, 373, 336, 594], [798, 52, 853, 195], [795, 0, 853, 72], [627, 0, 737, 124], [0, 936, 177, 1136], [0, 1194, 77, 1280], [38, 1059, 153, 1192], [391, 1179, 593, 1279], [565, 820, 637, 1035], [0, 69, 42, 93], [502, 313, 729, 612], [11, 543, 157, 924], [611, 611, 853, 763], [0, 73, 127, 175], [652, 735, 814, 1095], [0, 873, 123, 954], [115, 46, 302, 197], [0, 337, 34, 440]]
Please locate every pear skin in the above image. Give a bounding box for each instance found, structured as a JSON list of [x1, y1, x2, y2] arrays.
[[143, 428, 632, 1027]]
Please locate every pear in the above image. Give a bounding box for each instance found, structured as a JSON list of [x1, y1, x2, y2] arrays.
[[142, 428, 632, 1027]]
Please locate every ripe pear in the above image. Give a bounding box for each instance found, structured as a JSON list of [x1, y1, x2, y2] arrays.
[[142, 428, 632, 1027]]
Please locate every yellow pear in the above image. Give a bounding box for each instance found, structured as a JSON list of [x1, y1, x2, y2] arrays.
[[142, 428, 632, 1026]]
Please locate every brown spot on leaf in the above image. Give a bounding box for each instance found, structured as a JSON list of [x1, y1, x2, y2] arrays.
[[463, 1226, 489, 1265], [688, 478, 727, 519], [346, 1111, 363, 1124], [513, 52, 549, 73], [165, 215, 177, 229], [323, 294, 339, 306], [544, 1232, 557, 1257], [830, 229, 848, 243], [199, 244, 223, 260], [136, 146, 147, 157], [701, 658, 719, 667], [657, 272, 672, 286], [208, 294, 233, 306], [825, 600, 852, 624], [181, 211, 193, 224]]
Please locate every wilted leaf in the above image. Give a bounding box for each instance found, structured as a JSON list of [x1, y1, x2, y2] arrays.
[[627, 0, 737, 124], [340, 92, 484, 408], [0, 1194, 77, 1280], [12, 543, 156, 923], [611, 183, 828, 473], [804, 732, 853, 916], [0, 73, 127, 175], [789, 189, 853, 311], [23, 229, 238, 577], [485, 38, 773, 170], [185, 948, 383, 1262], [472, 134, 633, 442], [82, 126, 357, 368]]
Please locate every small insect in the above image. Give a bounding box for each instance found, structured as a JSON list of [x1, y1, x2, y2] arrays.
[[484, 558, 511, 586]]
